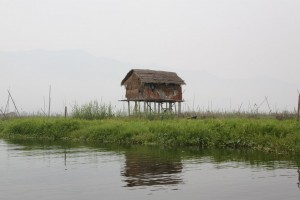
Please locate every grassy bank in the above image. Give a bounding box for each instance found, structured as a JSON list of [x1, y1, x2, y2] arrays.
[[0, 117, 300, 154]]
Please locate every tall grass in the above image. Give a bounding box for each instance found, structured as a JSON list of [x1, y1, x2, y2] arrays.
[[72, 100, 114, 120]]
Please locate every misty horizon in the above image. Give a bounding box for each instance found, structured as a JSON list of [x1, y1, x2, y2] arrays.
[[0, 49, 298, 115], [0, 0, 299, 114]]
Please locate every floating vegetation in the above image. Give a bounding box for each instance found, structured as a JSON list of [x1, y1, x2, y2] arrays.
[[1, 117, 300, 154]]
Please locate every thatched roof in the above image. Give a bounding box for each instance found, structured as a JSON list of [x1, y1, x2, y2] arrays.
[[121, 69, 186, 85]]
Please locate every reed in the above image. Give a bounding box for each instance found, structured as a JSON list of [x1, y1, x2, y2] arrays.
[[72, 100, 114, 120]]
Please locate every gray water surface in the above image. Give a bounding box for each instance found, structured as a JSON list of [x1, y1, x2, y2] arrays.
[[0, 139, 299, 200]]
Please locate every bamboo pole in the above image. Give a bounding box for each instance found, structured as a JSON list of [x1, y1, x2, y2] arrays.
[[7, 90, 20, 116], [0, 108, 6, 118], [4, 95, 10, 115], [297, 93, 300, 122], [48, 85, 51, 117]]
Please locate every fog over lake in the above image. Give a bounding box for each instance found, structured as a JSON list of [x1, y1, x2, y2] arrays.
[[0, 50, 298, 114]]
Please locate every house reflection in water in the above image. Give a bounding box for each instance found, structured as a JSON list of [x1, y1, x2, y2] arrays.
[[121, 147, 183, 187]]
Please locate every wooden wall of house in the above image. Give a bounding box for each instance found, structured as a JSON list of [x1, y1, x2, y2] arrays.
[[143, 83, 182, 101], [123, 72, 142, 100]]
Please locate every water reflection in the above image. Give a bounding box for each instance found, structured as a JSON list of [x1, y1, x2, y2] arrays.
[[121, 146, 183, 187], [2, 139, 300, 192], [297, 169, 300, 188]]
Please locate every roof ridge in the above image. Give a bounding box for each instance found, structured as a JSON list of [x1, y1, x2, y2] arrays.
[[121, 69, 185, 85]]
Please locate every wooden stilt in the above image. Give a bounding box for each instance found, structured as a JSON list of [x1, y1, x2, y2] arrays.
[[128, 101, 130, 116], [169, 102, 172, 112], [178, 102, 182, 115], [158, 103, 161, 114], [146, 102, 149, 112], [138, 102, 141, 114], [134, 101, 137, 114]]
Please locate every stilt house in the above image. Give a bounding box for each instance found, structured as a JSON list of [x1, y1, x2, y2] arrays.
[[121, 69, 185, 115]]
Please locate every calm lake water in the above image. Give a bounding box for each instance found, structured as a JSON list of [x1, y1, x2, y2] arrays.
[[1, 139, 300, 200]]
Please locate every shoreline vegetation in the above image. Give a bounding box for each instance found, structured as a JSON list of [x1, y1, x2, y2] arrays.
[[0, 101, 300, 154]]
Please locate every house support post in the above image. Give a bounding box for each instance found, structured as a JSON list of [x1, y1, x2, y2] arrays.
[[134, 101, 138, 115], [178, 102, 182, 116], [146, 101, 149, 112], [158, 103, 161, 114], [128, 101, 130, 116], [138, 102, 141, 114]]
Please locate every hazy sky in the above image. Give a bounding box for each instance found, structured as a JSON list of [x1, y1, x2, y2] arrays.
[[0, 0, 299, 113], [1, 0, 299, 81]]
